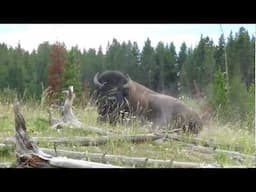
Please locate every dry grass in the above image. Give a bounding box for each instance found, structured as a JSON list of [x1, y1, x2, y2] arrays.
[[0, 100, 255, 168]]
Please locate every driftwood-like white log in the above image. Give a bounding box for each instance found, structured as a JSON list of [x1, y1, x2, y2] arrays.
[[41, 147, 224, 168], [0, 162, 13, 168], [13, 103, 122, 168]]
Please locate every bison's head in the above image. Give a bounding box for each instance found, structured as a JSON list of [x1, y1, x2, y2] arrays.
[[93, 71, 131, 124]]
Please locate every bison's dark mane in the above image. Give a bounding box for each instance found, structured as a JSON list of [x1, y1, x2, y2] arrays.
[[93, 71, 130, 124]]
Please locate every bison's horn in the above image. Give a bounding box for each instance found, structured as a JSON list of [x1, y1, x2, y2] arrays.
[[93, 72, 104, 88], [123, 74, 131, 88]]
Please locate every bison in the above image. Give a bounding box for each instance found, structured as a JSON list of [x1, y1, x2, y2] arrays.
[[93, 70, 203, 134]]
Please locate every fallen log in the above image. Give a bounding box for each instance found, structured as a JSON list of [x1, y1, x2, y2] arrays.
[[38, 133, 162, 146], [166, 134, 250, 152], [41, 148, 223, 168], [13, 103, 122, 168], [4, 133, 163, 147], [3, 134, 255, 162], [174, 141, 256, 163], [0, 162, 13, 168]]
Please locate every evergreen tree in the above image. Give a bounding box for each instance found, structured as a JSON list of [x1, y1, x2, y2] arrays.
[[36, 42, 51, 90], [140, 38, 156, 89], [177, 42, 187, 94], [7, 43, 26, 98], [163, 42, 177, 96], [209, 67, 230, 120], [214, 34, 225, 72], [180, 47, 195, 95], [229, 74, 250, 121], [193, 35, 216, 94], [155, 42, 165, 92], [235, 27, 254, 88], [0, 43, 9, 89], [226, 31, 239, 79], [62, 46, 83, 103], [105, 38, 121, 70]]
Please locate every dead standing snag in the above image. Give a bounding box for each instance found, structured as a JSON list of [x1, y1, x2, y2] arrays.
[[48, 86, 82, 129]]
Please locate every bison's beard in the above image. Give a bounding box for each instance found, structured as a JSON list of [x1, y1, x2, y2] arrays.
[[93, 88, 130, 124]]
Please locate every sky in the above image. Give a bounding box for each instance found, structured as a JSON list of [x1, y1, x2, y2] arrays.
[[0, 24, 255, 53]]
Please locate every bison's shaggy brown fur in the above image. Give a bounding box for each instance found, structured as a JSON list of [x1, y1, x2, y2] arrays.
[[93, 70, 203, 134]]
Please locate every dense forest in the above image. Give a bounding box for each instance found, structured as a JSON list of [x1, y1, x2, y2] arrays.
[[0, 27, 254, 128]]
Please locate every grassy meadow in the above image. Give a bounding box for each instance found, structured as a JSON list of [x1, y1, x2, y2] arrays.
[[0, 97, 255, 168]]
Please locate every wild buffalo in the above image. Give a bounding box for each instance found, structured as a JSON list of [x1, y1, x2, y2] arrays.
[[93, 70, 203, 134]]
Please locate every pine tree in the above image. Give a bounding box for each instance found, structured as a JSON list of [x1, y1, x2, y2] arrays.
[[163, 42, 177, 96], [140, 38, 156, 89], [36, 42, 51, 91], [210, 67, 229, 120], [180, 46, 196, 95], [177, 42, 187, 94], [62, 47, 83, 104], [155, 42, 165, 92], [214, 34, 225, 72], [235, 27, 254, 88]]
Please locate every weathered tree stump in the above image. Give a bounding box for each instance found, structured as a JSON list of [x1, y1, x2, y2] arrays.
[[48, 86, 115, 136], [48, 86, 82, 129]]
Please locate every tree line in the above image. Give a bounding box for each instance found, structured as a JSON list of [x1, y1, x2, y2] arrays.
[[0, 27, 254, 127]]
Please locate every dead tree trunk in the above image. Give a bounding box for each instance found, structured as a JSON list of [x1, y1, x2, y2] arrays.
[[13, 103, 122, 168], [62, 86, 82, 127], [35, 133, 162, 146], [48, 86, 115, 136], [49, 86, 82, 129]]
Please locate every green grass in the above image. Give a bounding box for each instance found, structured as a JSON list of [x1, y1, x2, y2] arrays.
[[0, 100, 255, 168]]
